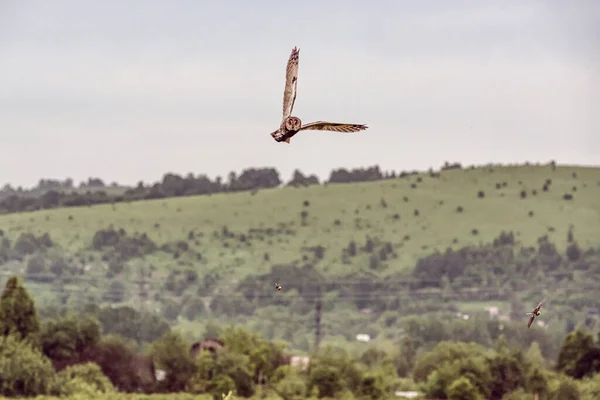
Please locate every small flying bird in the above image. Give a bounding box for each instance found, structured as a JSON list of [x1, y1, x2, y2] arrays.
[[526, 299, 545, 328], [269, 46, 368, 144], [275, 283, 282, 291]]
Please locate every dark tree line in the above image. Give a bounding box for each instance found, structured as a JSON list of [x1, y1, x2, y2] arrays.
[[0, 162, 438, 215]]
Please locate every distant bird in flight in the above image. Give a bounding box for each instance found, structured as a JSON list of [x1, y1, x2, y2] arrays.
[[275, 283, 282, 291], [526, 299, 545, 328], [269, 47, 368, 144]]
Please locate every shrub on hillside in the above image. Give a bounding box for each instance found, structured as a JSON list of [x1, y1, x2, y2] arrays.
[[92, 228, 157, 261], [92, 305, 170, 345], [13, 232, 54, 256], [26, 255, 55, 282]]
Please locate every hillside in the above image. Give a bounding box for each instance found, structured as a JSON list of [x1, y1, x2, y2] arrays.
[[0, 162, 599, 351]]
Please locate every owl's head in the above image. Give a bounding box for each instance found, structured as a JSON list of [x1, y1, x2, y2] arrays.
[[284, 116, 302, 132]]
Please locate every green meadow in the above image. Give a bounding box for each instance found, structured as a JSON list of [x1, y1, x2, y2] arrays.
[[1, 164, 598, 280]]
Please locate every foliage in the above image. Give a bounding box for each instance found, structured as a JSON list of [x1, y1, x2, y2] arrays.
[[53, 362, 115, 397], [556, 328, 600, 379], [77, 334, 157, 393], [446, 376, 482, 400], [41, 314, 101, 369], [0, 284, 599, 400], [152, 331, 198, 393], [0, 276, 41, 346], [272, 366, 306, 400], [84, 305, 171, 345], [412, 340, 489, 382], [0, 334, 55, 397], [218, 325, 286, 385], [578, 373, 600, 400], [413, 337, 581, 399]]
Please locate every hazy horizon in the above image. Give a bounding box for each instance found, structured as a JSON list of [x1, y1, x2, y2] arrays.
[[1, 0, 598, 189]]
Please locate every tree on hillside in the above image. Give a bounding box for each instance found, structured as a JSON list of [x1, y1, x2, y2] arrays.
[[287, 169, 320, 187], [0, 276, 41, 346], [557, 328, 600, 379]]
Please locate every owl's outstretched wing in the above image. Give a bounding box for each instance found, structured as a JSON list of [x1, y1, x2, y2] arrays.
[[527, 315, 535, 328], [299, 121, 368, 133], [536, 299, 545, 311], [282, 47, 299, 119]]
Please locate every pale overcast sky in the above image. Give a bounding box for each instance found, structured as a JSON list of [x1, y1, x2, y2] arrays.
[[1, 0, 598, 188]]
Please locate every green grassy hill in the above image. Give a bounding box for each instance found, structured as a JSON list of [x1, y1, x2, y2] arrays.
[[0, 163, 599, 350], [2, 163, 598, 272]]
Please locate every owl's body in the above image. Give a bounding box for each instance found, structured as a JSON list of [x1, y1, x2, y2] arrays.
[[273, 116, 303, 143], [269, 47, 368, 144]]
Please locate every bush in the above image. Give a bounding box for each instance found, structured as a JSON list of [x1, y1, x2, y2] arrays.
[[447, 376, 482, 400], [578, 373, 600, 400], [566, 243, 582, 262], [0, 334, 56, 397], [79, 335, 156, 393], [272, 366, 306, 400], [54, 362, 115, 396], [41, 314, 101, 369], [151, 331, 197, 393], [275, 374, 306, 400]]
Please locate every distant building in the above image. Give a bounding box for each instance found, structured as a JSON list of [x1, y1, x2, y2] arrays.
[[155, 369, 166, 381], [486, 306, 500, 318], [395, 391, 419, 398], [289, 355, 310, 371], [280, 354, 310, 371], [356, 334, 371, 342]]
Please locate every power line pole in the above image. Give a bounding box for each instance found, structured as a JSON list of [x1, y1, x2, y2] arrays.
[[307, 284, 322, 377], [314, 284, 322, 351], [137, 266, 149, 312]]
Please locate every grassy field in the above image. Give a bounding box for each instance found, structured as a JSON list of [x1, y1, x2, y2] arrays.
[[0, 396, 213, 400], [1, 164, 599, 285], [0, 395, 226, 400], [0, 396, 321, 400]]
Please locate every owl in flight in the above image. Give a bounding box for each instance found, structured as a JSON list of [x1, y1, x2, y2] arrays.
[[269, 47, 368, 144], [525, 299, 545, 328]]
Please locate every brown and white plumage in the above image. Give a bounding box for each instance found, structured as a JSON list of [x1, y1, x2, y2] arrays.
[[298, 121, 368, 133], [270, 47, 368, 144], [282, 47, 299, 119], [526, 299, 545, 328]]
